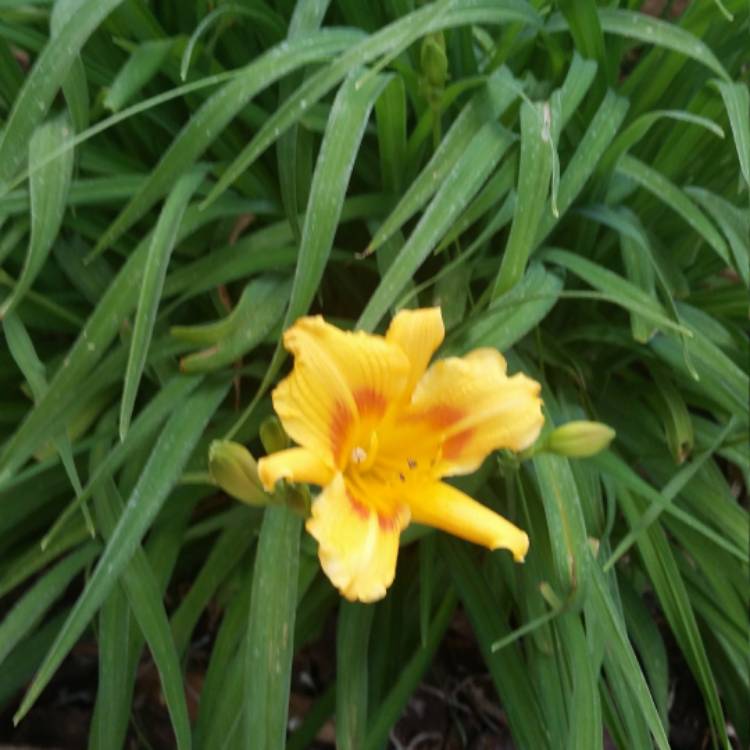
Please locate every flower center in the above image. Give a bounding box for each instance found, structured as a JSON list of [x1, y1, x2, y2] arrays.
[[349, 431, 379, 473]]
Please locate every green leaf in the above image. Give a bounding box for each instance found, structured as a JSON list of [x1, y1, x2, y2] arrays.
[[193, 558, 254, 748], [446, 262, 562, 355], [93, 28, 360, 255], [170, 512, 256, 656], [237, 66, 391, 408], [2, 311, 92, 532], [616, 154, 731, 267], [92, 476, 192, 750], [285, 67, 390, 324], [104, 39, 175, 112], [201, 2, 541, 210], [89, 569, 132, 750], [119, 167, 205, 440], [173, 276, 291, 373], [50, 0, 89, 133], [537, 90, 629, 245], [616, 488, 729, 748], [336, 602, 374, 750], [546, 9, 729, 81], [0, 542, 98, 667], [13, 376, 228, 726], [364, 589, 456, 750], [0, 0, 125, 186], [713, 79, 750, 190], [41, 374, 202, 549], [541, 248, 691, 336], [556, 0, 609, 84], [274, 0, 330, 240], [0, 612, 67, 711], [443, 538, 550, 750], [557, 52, 598, 132], [532, 451, 591, 594], [492, 99, 555, 297], [0, 204, 225, 487], [244, 505, 302, 749], [367, 66, 518, 255], [588, 565, 670, 750], [599, 109, 724, 179], [0, 114, 74, 318], [375, 75, 407, 194], [685, 186, 749, 285], [358, 120, 514, 331]]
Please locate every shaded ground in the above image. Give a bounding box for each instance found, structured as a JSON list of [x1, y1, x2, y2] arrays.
[[0, 595, 715, 749]]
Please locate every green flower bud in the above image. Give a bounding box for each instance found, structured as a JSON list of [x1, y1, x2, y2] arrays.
[[259, 416, 289, 454], [420, 32, 448, 89], [545, 421, 616, 458], [209, 440, 268, 506]]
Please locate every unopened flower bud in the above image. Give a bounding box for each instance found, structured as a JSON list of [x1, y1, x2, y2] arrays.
[[209, 440, 268, 505], [545, 421, 615, 458], [420, 32, 448, 89], [260, 416, 289, 454]]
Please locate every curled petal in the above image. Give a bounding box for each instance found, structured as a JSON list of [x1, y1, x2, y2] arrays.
[[409, 348, 544, 475], [257, 447, 334, 491], [306, 474, 409, 602], [407, 480, 529, 561], [386, 307, 445, 394], [273, 316, 409, 469]]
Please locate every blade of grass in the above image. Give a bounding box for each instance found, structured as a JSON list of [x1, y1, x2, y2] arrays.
[[541, 248, 692, 337], [685, 186, 749, 285], [588, 565, 670, 750], [50, 0, 89, 133], [226, 67, 391, 437], [274, 0, 331, 239], [2, 312, 88, 504]]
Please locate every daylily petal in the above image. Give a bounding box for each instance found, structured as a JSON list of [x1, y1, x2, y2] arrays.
[[273, 316, 410, 469], [386, 307, 445, 394], [257, 447, 334, 490], [409, 348, 544, 475], [306, 473, 409, 602], [406, 480, 529, 561]]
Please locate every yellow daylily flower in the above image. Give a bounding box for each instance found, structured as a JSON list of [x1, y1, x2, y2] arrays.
[[257, 308, 544, 603]]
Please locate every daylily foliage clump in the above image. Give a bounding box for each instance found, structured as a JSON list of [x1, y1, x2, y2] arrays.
[[258, 308, 543, 601], [1, 1, 747, 747]]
